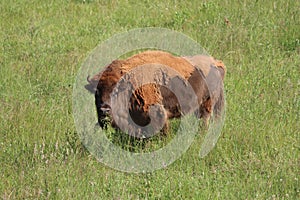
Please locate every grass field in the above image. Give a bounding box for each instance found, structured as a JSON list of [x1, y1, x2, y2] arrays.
[[1, 0, 299, 199]]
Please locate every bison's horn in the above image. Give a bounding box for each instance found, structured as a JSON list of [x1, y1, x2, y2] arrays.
[[85, 75, 98, 93], [87, 75, 92, 83]]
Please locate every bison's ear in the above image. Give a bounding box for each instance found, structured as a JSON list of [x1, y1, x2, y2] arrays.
[[85, 75, 99, 93]]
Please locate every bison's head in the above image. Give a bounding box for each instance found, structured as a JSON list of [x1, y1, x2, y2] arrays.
[[85, 72, 119, 129]]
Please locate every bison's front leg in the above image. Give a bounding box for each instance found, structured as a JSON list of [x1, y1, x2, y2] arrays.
[[148, 104, 168, 135], [128, 99, 169, 138]]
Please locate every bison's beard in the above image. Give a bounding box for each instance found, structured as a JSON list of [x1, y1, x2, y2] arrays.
[[96, 107, 111, 129]]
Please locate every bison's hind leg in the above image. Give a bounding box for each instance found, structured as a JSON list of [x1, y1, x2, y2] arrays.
[[199, 97, 213, 128], [212, 89, 225, 123]]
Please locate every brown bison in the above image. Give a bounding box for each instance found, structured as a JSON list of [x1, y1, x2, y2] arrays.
[[85, 50, 226, 138]]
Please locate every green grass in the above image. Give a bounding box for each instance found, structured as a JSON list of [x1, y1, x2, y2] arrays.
[[1, 0, 299, 199]]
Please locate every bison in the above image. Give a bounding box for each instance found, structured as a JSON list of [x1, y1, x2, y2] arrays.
[[85, 50, 226, 138]]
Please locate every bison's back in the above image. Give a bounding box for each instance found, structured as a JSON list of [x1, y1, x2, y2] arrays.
[[121, 51, 195, 79]]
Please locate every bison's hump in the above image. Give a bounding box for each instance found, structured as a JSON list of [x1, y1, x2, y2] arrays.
[[119, 50, 195, 79]]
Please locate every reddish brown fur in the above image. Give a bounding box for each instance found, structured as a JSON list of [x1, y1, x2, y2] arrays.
[[86, 50, 226, 136]]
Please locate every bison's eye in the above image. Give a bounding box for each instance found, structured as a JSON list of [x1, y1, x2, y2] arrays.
[[95, 89, 101, 97]]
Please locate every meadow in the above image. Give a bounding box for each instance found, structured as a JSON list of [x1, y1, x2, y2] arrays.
[[1, 0, 299, 199]]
